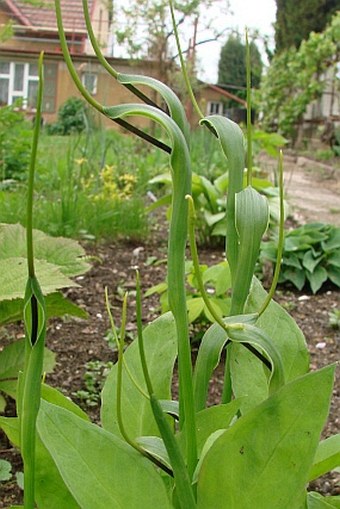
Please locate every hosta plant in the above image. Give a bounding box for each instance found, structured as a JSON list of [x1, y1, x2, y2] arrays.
[[1, 2, 339, 509], [261, 222, 340, 293]]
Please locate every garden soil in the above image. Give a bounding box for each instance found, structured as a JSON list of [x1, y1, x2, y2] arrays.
[[1, 155, 339, 506]]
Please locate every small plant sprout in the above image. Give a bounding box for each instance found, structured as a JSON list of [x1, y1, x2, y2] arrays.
[[1, 2, 338, 508]]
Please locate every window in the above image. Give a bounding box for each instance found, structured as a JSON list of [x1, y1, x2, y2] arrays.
[[0, 62, 39, 109], [82, 72, 97, 95], [207, 101, 223, 115], [0, 60, 57, 112]]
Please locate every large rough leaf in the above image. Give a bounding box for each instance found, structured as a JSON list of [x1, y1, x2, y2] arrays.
[[0, 258, 76, 301], [0, 223, 90, 277], [101, 312, 177, 438], [246, 277, 310, 381], [38, 400, 172, 509], [197, 366, 335, 509]]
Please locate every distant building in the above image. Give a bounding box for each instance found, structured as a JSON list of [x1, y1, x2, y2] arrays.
[[0, 0, 247, 129]]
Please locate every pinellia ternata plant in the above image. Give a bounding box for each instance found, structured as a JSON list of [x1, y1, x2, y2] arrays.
[[1, 2, 339, 508]]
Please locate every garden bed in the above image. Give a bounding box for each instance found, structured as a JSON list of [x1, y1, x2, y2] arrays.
[[1, 227, 339, 506]]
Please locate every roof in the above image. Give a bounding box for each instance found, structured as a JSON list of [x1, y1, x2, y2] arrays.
[[4, 0, 94, 34]]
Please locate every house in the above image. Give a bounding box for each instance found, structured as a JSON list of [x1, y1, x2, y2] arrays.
[[0, 0, 246, 131], [0, 0, 164, 129]]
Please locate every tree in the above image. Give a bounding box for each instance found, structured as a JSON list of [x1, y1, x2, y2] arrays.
[[275, 0, 339, 52], [112, 0, 230, 84], [217, 35, 263, 104], [258, 12, 339, 141]]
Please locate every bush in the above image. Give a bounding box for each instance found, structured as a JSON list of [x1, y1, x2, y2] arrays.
[[0, 103, 32, 180], [46, 97, 88, 135]]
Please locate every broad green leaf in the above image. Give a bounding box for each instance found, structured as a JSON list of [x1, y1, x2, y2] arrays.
[[0, 459, 12, 481], [203, 210, 226, 227], [0, 223, 90, 276], [283, 253, 303, 269], [229, 343, 269, 414], [178, 401, 241, 457], [159, 399, 179, 420], [306, 265, 328, 293], [193, 314, 258, 411], [303, 251, 323, 273], [0, 257, 77, 301], [38, 400, 172, 509], [136, 436, 171, 471], [322, 227, 340, 252], [202, 261, 231, 296], [246, 278, 309, 381], [197, 365, 335, 509], [231, 186, 269, 314], [0, 393, 6, 412], [327, 251, 340, 268], [101, 313, 177, 438], [309, 434, 340, 481], [282, 266, 306, 290], [0, 338, 55, 381], [0, 339, 55, 399], [41, 384, 89, 421], [227, 323, 285, 393], [203, 298, 224, 322], [187, 297, 205, 322], [0, 415, 80, 509], [328, 266, 340, 287], [307, 492, 340, 508]]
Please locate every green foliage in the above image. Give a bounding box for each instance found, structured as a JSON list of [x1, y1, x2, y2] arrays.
[[73, 360, 114, 408], [0, 130, 151, 240], [218, 34, 263, 104], [0, 103, 32, 180], [47, 97, 88, 135], [328, 309, 340, 329], [261, 222, 340, 293], [1, 6, 337, 508], [145, 260, 232, 324], [0, 223, 90, 323], [275, 0, 339, 51], [0, 459, 12, 481], [258, 12, 340, 139]]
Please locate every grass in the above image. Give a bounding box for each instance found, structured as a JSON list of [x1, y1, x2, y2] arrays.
[[0, 127, 165, 241]]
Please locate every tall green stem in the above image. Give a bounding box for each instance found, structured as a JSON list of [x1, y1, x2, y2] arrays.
[[246, 29, 253, 186], [20, 51, 46, 509]]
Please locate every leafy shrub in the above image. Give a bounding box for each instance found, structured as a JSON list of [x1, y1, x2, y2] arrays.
[[46, 97, 88, 135], [0, 103, 32, 180], [261, 222, 340, 293]]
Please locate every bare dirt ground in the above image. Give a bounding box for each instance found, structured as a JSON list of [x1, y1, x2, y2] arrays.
[[1, 153, 340, 507]]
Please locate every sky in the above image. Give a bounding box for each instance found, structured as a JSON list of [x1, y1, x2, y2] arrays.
[[196, 0, 277, 82], [111, 0, 277, 84]]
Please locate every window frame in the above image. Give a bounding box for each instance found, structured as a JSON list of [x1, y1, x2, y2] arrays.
[[0, 61, 39, 109]]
